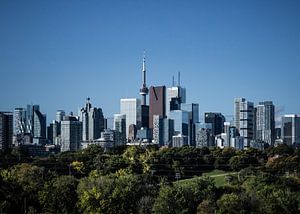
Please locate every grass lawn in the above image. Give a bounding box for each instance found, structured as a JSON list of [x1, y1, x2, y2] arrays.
[[202, 169, 237, 187], [175, 170, 237, 187]]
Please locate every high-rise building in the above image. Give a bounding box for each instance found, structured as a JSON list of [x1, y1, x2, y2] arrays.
[[128, 124, 137, 142], [104, 117, 114, 130], [61, 115, 82, 152], [162, 118, 175, 147], [234, 98, 255, 148], [13, 108, 27, 135], [26, 104, 40, 134], [114, 114, 126, 146], [256, 101, 275, 146], [149, 86, 166, 129], [169, 110, 189, 137], [33, 110, 46, 139], [204, 112, 225, 136], [153, 115, 174, 147], [166, 83, 186, 117], [195, 123, 213, 148], [120, 98, 141, 138], [47, 120, 62, 145], [0, 112, 13, 151], [81, 98, 104, 141], [141, 105, 149, 128], [282, 115, 300, 147], [47, 124, 54, 144], [172, 134, 188, 147], [56, 110, 65, 123], [182, 103, 199, 146]]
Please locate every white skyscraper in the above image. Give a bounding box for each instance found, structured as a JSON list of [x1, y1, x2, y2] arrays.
[[120, 98, 141, 138], [234, 98, 255, 148], [256, 101, 275, 146], [61, 115, 82, 152]]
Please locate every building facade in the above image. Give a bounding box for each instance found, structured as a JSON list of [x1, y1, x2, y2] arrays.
[[169, 110, 189, 138], [204, 112, 225, 136], [149, 86, 166, 129], [256, 101, 275, 146], [282, 115, 300, 147], [120, 98, 141, 139], [182, 103, 199, 146], [13, 108, 27, 135], [81, 98, 104, 141], [61, 116, 82, 152], [234, 98, 255, 148], [114, 114, 126, 146], [0, 112, 13, 151], [166, 86, 186, 117]]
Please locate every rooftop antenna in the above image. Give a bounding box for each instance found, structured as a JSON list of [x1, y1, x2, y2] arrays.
[[178, 71, 181, 87], [172, 75, 175, 87]]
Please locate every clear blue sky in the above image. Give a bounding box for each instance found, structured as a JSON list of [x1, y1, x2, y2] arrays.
[[0, 0, 299, 123]]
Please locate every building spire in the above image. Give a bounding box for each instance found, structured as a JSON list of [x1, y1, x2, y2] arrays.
[[142, 50, 146, 75], [139, 50, 149, 105]]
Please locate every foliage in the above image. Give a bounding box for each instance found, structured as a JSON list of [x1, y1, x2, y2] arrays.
[[39, 175, 78, 214], [153, 177, 216, 214], [0, 145, 299, 213], [77, 172, 158, 214]]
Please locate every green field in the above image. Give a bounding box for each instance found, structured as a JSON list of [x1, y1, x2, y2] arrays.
[[177, 170, 237, 187], [202, 170, 237, 187]]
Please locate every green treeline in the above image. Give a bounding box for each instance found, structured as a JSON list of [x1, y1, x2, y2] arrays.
[[0, 144, 299, 214]]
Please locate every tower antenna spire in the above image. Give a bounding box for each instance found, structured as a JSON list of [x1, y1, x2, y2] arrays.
[[178, 71, 181, 87], [139, 50, 149, 105], [172, 75, 175, 87]]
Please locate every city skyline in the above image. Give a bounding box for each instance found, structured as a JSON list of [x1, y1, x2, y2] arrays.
[[1, 0, 299, 122]]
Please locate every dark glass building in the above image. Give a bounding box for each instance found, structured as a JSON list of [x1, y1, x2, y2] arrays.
[[149, 86, 166, 129], [0, 112, 13, 151], [204, 112, 226, 136]]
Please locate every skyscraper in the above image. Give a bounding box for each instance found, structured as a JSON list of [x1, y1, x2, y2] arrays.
[[56, 110, 65, 123], [120, 98, 141, 138], [234, 98, 255, 148], [114, 114, 126, 146], [13, 108, 27, 135], [195, 123, 213, 148], [0, 112, 13, 151], [182, 103, 199, 146], [149, 86, 166, 129], [204, 112, 225, 136], [61, 115, 82, 152], [33, 109, 47, 144], [256, 101, 275, 146], [166, 86, 186, 117], [169, 110, 189, 137], [282, 114, 300, 147], [81, 98, 104, 141], [26, 104, 40, 134], [153, 115, 174, 147]]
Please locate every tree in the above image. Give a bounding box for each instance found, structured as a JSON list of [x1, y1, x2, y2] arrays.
[[216, 193, 257, 214], [39, 175, 78, 214], [0, 163, 45, 213], [153, 177, 216, 214], [197, 199, 216, 214], [77, 173, 155, 214]]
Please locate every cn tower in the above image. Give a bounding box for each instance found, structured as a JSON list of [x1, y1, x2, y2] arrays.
[[139, 52, 148, 105]]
